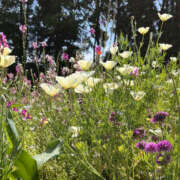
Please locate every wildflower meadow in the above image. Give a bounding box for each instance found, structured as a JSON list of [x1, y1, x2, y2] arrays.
[[0, 1, 179, 179]]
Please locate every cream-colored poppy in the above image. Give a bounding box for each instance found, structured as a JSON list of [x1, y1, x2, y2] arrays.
[[110, 46, 118, 55], [103, 82, 119, 93], [86, 77, 102, 87], [100, 61, 117, 71], [119, 51, 132, 58], [77, 60, 93, 70], [56, 71, 95, 89], [0, 55, 15, 68], [159, 43, 172, 51], [40, 83, 60, 96], [74, 84, 92, 94], [116, 64, 137, 76], [138, 27, 149, 35], [158, 13, 173, 22], [130, 91, 145, 101], [2, 47, 12, 56]]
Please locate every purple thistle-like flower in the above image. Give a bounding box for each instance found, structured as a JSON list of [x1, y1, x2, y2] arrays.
[[151, 111, 168, 123], [136, 140, 147, 150], [133, 127, 145, 138], [145, 142, 157, 153], [157, 140, 172, 152], [156, 153, 171, 165]]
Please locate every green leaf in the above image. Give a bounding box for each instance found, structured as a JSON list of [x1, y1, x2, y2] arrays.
[[33, 139, 62, 168], [13, 150, 39, 180]]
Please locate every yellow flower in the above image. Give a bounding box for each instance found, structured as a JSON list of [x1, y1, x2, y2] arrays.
[[159, 43, 172, 51], [158, 13, 173, 22], [119, 51, 132, 58], [130, 91, 145, 101], [40, 83, 60, 96], [138, 27, 149, 35], [74, 84, 92, 94], [77, 60, 93, 70], [0, 47, 15, 68], [110, 46, 118, 55], [0, 55, 15, 68], [86, 77, 102, 87], [100, 61, 117, 71]]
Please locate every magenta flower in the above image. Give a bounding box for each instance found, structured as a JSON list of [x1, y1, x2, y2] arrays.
[[157, 140, 172, 152], [0, 32, 9, 47], [62, 53, 69, 61], [90, 28, 95, 35], [145, 142, 157, 153], [151, 111, 168, 123], [13, 107, 19, 112], [19, 25, 27, 33], [32, 42, 38, 49], [7, 101, 13, 108]]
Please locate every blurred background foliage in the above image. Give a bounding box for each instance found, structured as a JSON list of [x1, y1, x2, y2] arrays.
[[0, 0, 179, 63]]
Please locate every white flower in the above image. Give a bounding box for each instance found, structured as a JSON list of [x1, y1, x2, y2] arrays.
[[158, 13, 173, 22], [159, 43, 172, 51], [123, 80, 134, 86], [172, 69, 180, 77], [86, 77, 102, 87], [116, 64, 137, 76], [100, 61, 117, 71], [77, 60, 93, 70], [119, 51, 132, 58], [74, 84, 92, 94], [130, 91, 145, 101], [152, 61, 159, 68], [68, 126, 80, 137], [166, 79, 173, 84], [110, 46, 118, 55], [40, 83, 60, 96], [103, 83, 119, 93], [170, 57, 177, 63], [138, 27, 149, 35], [56, 71, 95, 89], [69, 57, 76, 63]]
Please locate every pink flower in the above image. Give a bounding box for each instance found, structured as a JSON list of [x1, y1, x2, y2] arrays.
[[0, 32, 9, 47], [8, 73, 14, 80], [32, 42, 38, 49], [16, 64, 23, 74], [41, 41, 47, 47], [62, 53, 69, 61], [2, 77, 7, 84], [46, 55, 54, 64], [40, 72, 45, 80], [10, 87, 17, 94], [90, 28, 95, 35], [7, 101, 13, 108], [13, 107, 19, 112], [19, 25, 27, 33], [20, 0, 28, 4]]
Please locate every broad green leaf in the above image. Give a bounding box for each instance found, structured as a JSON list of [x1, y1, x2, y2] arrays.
[[33, 139, 62, 168], [13, 150, 39, 180]]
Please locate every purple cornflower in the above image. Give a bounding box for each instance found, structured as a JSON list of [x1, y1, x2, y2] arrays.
[[156, 153, 171, 165], [136, 140, 147, 150], [151, 111, 168, 123], [32, 42, 38, 49], [133, 127, 145, 138], [145, 142, 157, 153], [156, 140, 172, 152], [62, 53, 69, 61], [19, 25, 27, 33], [90, 28, 95, 35]]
